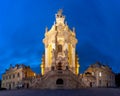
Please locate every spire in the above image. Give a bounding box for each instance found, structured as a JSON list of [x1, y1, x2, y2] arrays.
[[73, 27, 75, 32], [55, 9, 65, 24]]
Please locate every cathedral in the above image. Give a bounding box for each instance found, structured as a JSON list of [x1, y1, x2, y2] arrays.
[[41, 9, 79, 76], [31, 9, 83, 89], [31, 10, 115, 89]]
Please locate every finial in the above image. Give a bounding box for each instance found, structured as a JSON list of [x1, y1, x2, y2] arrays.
[[73, 27, 75, 32], [65, 21, 67, 25], [45, 26, 48, 32]]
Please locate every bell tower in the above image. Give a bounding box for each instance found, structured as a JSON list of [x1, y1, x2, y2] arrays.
[[41, 9, 80, 75]]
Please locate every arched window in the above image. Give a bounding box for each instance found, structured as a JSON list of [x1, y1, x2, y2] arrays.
[[9, 75, 11, 79], [58, 45, 62, 52], [56, 78, 64, 85], [13, 74, 15, 78], [6, 76, 8, 80], [99, 72, 102, 77], [57, 62, 62, 70], [25, 72, 27, 77], [13, 82, 15, 87], [17, 73, 20, 77], [2, 76, 4, 80]]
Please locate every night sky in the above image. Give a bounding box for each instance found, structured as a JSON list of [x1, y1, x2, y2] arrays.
[[0, 0, 120, 78]]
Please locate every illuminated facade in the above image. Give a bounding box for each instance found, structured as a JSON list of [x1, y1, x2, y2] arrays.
[[30, 10, 83, 89], [1, 64, 35, 89], [41, 9, 80, 75]]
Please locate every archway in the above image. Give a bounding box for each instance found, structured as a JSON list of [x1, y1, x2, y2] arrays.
[[9, 84, 11, 90], [90, 82, 92, 87], [106, 82, 108, 88], [56, 78, 64, 85], [27, 83, 29, 88]]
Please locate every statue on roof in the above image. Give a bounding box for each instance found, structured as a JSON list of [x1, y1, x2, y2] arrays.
[[57, 9, 63, 16], [55, 9, 65, 24]]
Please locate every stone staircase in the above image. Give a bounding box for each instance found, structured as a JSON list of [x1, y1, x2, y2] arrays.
[[30, 69, 86, 89]]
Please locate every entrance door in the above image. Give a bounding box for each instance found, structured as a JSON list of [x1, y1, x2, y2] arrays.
[[9, 84, 11, 90], [90, 82, 92, 87], [56, 79, 64, 85], [27, 83, 29, 88], [106, 82, 108, 88]]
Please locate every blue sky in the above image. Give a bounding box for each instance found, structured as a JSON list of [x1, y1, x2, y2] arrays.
[[0, 0, 120, 78]]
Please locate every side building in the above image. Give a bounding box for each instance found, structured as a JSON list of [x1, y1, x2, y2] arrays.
[[1, 64, 36, 89], [82, 62, 115, 87]]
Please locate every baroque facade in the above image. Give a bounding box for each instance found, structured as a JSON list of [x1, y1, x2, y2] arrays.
[[1, 64, 35, 89], [82, 62, 115, 87], [31, 9, 82, 89], [41, 9, 79, 75]]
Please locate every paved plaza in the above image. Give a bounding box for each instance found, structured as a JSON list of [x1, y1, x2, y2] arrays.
[[0, 88, 120, 96]]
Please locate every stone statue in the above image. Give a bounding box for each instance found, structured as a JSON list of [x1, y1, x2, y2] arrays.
[[45, 26, 48, 32], [52, 49, 56, 58], [51, 49, 56, 66], [64, 49, 68, 58], [57, 9, 63, 16]]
